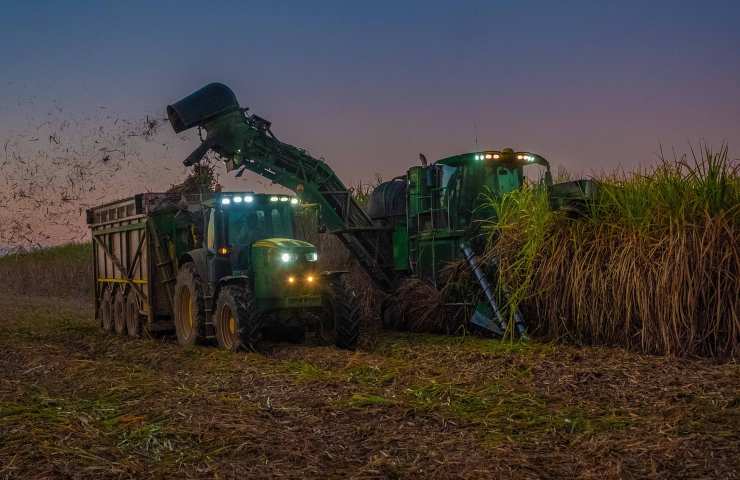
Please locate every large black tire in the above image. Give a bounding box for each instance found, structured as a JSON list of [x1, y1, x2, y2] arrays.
[[213, 285, 262, 352], [113, 289, 127, 335], [320, 276, 360, 350], [100, 287, 114, 333], [173, 263, 207, 347], [126, 291, 143, 338]]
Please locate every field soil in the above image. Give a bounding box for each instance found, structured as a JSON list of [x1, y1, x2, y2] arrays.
[[1, 294, 738, 479]]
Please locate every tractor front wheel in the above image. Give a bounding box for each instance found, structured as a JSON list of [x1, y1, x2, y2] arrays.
[[319, 276, 360, 350], [173, 263, 207, 347], [214, 285, 261, 352]]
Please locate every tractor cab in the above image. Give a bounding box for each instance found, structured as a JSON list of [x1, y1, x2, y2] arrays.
[[202, 192, 321, 311]]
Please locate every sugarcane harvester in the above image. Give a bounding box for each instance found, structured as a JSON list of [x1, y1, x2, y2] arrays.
[[167, 83, 592, 337]]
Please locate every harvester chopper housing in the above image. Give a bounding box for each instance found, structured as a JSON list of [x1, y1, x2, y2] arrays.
[[88, 191, 360, 350], [167, 83, 595, 336]]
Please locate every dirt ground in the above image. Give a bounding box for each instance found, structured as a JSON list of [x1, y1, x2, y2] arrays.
[[0, 295, 738, 479]]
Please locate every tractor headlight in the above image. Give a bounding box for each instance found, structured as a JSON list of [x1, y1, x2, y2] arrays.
[[280, 252, 296, 263], [306, 252, 318, 262]]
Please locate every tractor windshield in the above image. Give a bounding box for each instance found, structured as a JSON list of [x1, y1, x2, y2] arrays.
[[227, 205, 294, 246]]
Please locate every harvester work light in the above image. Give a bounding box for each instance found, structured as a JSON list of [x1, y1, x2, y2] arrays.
[[270, 196, 279, 202], [244, 195, 254, 203], [233, 196, 242, 203], [476, 152, 503, 160], [221, 198, 231, 205]]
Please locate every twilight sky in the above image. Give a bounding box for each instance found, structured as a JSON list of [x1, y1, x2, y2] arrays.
[[1, 0, 739, 187]]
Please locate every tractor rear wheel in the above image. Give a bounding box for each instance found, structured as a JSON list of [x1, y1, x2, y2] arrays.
[[319, 276, 360, 350], [113, 289, 127, 335], [126, 291, 143, 338], [214, 285, 261, 352], [173, 263, 207, 347], [100, 287, 114, 333]]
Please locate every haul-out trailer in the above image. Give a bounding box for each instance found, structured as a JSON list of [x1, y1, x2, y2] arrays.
[[166, 83, 594, 337]]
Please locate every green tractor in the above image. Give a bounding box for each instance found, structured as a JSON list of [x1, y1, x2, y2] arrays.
[[173, 192, 360, 350], [165, 83, 594, 337], [88, 190, 360, 351]]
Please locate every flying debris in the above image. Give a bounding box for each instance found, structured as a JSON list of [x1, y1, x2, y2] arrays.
[[1, 105, 197, 248]]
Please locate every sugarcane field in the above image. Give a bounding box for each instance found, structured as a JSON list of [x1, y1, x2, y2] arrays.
[[1, 3, 738, 480]]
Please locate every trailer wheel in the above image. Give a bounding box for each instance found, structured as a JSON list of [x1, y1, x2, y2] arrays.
[[100, 287, 114, 333], [214, 285, 261, 352], [320, 276, 360, 350], [113, 289, 127, 335], [174, 263, 207, 347], [126, 291, 143, 338]]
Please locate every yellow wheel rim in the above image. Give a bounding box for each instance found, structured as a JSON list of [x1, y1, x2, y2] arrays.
[[219, 304, 237, 349]]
